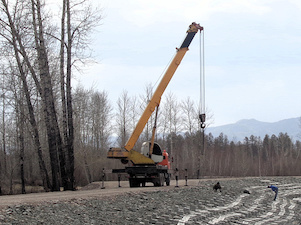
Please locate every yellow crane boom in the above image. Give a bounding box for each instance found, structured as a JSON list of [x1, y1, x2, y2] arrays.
[[107, 22, 203, 165]]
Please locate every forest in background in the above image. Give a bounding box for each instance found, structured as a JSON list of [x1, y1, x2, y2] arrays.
[[0, 0, 300, 195], [1, 83, 301, 195]]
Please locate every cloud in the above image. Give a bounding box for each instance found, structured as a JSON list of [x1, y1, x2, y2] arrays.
[[113, 0, 272, 27], [80, 0, 301, 126]]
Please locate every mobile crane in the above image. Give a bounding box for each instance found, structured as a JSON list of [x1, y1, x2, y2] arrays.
[[107, 22, 203, 187]]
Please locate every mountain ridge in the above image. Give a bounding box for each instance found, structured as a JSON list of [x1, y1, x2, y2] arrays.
[[206, 117, 301, 142]]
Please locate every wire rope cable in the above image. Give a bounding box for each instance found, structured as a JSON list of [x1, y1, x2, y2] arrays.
[[152, 31, 188, 90], [199, 29, 205, 115], [198, 28, 206, 131]]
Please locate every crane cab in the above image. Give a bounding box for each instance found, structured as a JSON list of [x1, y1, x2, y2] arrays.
[[140, 141, 163, 163]]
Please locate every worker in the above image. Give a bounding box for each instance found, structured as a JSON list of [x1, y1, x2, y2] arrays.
[[213, 182, 222, 192], [267, 185, 278, 200]]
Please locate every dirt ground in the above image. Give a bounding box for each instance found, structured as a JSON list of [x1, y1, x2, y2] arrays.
[[1, 177, 301, 224], [0, 179, 199, 209]]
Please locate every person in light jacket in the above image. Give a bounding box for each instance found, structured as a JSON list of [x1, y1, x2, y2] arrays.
[[268, 185, 278, 200]]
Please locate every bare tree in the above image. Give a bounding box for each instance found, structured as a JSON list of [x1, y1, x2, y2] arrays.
[[9, 71, 27, 194], [181, 97, 198, 135], [139, 83, 154, 142], [90, 90, 112, 154], [59, 0, 102, 189], [161, 92, 181, 168], [72, 86, 113, 185], [116, 91, 133, 147], [298, 117, 301, 139], [0, 0, 53, 190], [60, 0, 104, 188], [0, 87, 7, 178], [0, 0, 102, 191], [73, 85, 93, 184]]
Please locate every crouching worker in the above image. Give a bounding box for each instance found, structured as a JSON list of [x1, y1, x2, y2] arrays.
[[213, 182, 222, 192], [267, 185, 278, 201]]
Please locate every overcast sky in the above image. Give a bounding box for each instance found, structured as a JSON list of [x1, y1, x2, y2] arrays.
[[76, 0, 301, 127]]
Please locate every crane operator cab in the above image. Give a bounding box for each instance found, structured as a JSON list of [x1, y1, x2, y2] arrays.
[[141, 141, 163, 163]]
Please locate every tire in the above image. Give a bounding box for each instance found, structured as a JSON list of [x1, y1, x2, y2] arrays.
[[129, 178, 140, 187], [153, 180, 160, 186]]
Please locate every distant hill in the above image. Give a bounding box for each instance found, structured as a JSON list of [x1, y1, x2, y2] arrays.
[[206, 117, 301, 142]]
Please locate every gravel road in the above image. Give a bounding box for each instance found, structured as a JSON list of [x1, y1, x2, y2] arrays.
[[0, 177, 301, 224]]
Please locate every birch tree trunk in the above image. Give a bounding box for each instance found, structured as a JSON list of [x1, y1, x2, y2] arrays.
[[65, 0, 75, 190], [17, 96, 26, 194], [59, 0, 70, 190], [31, 0, 63, 191], [0, 0, 51, 191]]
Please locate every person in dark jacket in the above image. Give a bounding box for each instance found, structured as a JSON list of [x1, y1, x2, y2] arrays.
[[268, 185, 278, 200], [213, 182, 222, 192]]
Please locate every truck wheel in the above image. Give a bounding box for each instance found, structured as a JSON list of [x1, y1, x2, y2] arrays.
[[153, 178, 160, 186], [129, 180, 134, 187], [129, 179, 140, 187]]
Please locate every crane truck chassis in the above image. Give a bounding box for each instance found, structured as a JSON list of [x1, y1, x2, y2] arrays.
[[112, 165, 170, 187], [107, 22, 203, 187], [109, 143, 171, 187]]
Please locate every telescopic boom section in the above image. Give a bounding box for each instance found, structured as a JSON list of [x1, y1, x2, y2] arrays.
[[124, 22, 203, 151]]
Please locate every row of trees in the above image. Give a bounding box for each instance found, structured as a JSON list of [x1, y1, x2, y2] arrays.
[[64, 86, 301, 184], [0, 0, 300, 195], [1, 74, 301, 194], [168, 131, 301, 179], [0, 0, 101, 193]]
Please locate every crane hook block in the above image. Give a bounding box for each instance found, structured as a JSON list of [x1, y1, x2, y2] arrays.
[[199, 113, 206, 129], [199, 113, 206, 123]]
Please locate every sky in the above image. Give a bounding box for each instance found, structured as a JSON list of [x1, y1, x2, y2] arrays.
[[75, 0, 301, 127]]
